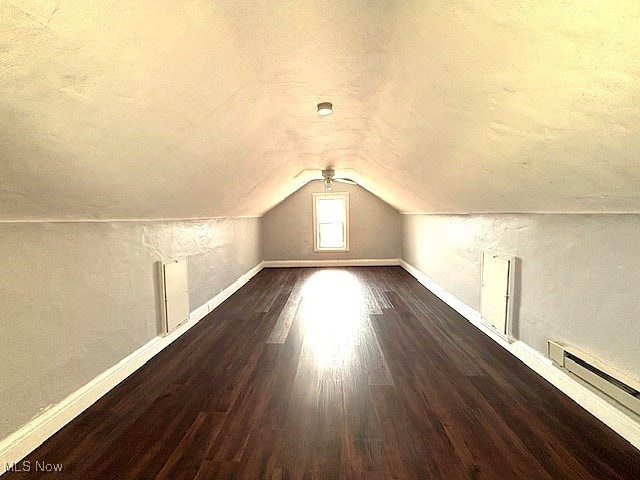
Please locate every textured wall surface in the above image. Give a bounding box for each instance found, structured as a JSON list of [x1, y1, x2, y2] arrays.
[[263, 181, 401, 261], [402, 214, 640, 378], [0, 217, 261, 439]]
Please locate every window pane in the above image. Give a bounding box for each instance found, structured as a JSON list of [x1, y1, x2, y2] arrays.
[[317, 198, 345, 223], [319, 223, 344, 248], [313, 192, 348, 252]]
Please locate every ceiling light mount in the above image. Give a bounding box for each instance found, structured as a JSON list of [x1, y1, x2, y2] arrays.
[[321, 169, 335, 181], [322, 169, 334, 193], [320, 168, 357, 193], [317, 102, 333, 116]]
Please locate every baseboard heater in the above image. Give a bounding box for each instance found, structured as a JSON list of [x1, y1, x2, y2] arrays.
[[548, 341, 640, 416]]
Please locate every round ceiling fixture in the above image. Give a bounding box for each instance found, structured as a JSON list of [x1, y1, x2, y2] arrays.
[[317, 102, 333, 116]]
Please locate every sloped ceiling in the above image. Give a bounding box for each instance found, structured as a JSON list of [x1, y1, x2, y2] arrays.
[[1, 0, 639, 220]]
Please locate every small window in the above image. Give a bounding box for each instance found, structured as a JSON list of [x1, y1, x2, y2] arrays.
[[313, 192, 349, 252]]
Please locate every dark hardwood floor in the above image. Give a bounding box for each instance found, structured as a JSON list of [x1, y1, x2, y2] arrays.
[[6, 267, 640, 479]]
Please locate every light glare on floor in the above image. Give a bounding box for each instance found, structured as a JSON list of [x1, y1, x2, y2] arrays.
[[301, 270, 364, 369]]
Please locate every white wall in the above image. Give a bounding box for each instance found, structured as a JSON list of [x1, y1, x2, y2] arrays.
[[263, 180, 401, 261], [402, 214, 640, 378], [0, 217, 261, 440]]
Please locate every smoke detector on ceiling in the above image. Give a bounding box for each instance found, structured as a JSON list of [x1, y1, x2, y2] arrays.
[[317, 102, 333, 116]]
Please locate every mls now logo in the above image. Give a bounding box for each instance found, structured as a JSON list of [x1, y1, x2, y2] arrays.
[[6, 460, 63, 472]]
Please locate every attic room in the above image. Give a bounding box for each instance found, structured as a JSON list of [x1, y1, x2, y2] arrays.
[[1, 0, 640, 478]]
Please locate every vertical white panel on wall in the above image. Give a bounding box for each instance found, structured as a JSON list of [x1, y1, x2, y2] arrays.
[[161, 258, 190, 334], [480, 251, 513, 336]]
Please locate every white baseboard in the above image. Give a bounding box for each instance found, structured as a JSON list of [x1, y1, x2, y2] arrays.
[[189, 303, 210, 324], [188, 262, 265, 323], [263, 258, 400, 268], [399, 259, 640, 451], [0, 261, 264, 475], [399, 260, 481, 324]]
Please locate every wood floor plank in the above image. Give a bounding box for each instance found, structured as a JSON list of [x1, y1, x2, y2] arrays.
[[6, 267, 640, 479], [267, 283, 303, 344]]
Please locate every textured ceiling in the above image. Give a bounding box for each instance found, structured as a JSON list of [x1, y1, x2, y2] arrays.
[[1, 0, 639, 220]]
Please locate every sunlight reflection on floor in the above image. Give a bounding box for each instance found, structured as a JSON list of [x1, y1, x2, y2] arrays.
[[300, 269, 366, 369]]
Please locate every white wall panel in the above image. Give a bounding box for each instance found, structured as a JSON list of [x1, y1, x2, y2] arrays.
[[161, 258, 189, 333]]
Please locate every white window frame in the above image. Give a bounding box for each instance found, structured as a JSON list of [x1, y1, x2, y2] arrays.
[[312, 192, 350, 252]]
